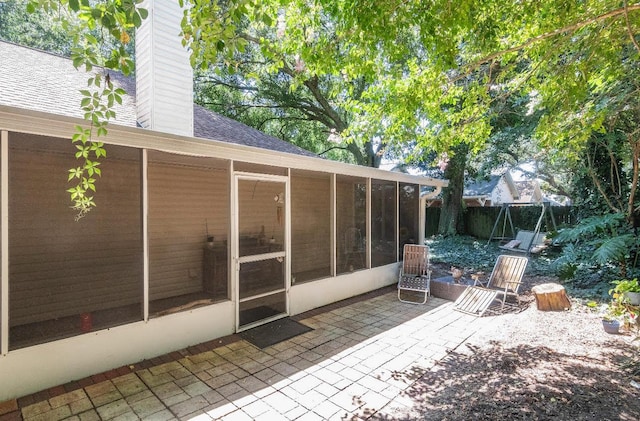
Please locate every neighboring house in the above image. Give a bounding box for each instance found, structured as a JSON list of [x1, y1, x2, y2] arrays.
[[514, 180, 569, 206], [463, 173, 520, 207], [426, 173, 519, 207], [0, 3, 447, 400], [513, 180, 544, 204]]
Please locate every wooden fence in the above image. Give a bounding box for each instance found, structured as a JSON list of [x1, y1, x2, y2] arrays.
[[425, 205, 575, 239]]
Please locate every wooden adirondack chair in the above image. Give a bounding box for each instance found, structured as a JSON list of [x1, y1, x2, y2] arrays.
[[453, 255, 528, 316], [397, 244, 431, 304]]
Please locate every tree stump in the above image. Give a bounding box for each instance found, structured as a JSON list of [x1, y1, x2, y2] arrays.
[[531, 283, 571, 311]]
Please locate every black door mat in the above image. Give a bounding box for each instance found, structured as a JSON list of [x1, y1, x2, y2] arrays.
[[240, 317, 313, 349], [239, 305, 282, 327]]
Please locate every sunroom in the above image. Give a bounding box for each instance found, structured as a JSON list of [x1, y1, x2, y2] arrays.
[[0, 1, 447, 399], [0, 105, 446, 400]]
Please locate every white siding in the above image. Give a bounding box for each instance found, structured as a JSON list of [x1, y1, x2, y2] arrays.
[[136, 0, 193, 137], [491, 177, 516, 205], [0, 301, 234, 402]]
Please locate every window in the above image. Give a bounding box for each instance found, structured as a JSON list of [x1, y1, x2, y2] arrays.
[[336, 175, 367, 274], [8, 133, 142, 349], [371, 179, 397, 267], [147, 151, 230, 317], [399, 183, 420, 257], [291, 170, 331, 283]]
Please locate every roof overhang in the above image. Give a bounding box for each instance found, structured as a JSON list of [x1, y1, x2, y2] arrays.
[[0, 105, 448, 188]]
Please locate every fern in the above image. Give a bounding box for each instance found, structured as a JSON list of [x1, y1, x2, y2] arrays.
[[555, 213, 626, 243], [592, 234, 633, 265], [553, 212, 638, 280]]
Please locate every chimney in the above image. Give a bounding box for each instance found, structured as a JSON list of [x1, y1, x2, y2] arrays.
[[136, 0, 193, 137]]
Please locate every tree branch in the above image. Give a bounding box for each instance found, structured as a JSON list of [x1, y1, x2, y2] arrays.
[[197, 76, 258, 92], [624, 1, 640, 53], [256, 115, 320, 130], [199, 101, 288, 110], [459, 4, 640, 77], [628, 136, 640, 219], [280, 62, 349, 131], [587, 144, 620, 213], [319, 145, 351, 155], [516, 166, 571, 198]]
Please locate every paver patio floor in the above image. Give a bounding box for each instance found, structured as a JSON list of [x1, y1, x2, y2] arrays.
[[11, 291, 497, 421]]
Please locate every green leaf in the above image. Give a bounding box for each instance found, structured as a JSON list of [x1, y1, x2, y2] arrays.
[[133, 12, 141, 27], [101, 14, 112, 28], [593, 235, 632, 265], [72, 56, 84, 68], [68, 167, 82, 181]]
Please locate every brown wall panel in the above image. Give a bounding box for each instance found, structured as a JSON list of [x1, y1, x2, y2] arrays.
[[148, 155, 229, 301], [291, 173, 331, 279], [8, 134, 142, 326]]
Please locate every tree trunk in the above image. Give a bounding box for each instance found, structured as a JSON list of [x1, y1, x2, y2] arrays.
[[531, 283, 571, 311], [438, 143, 468, 236], [363, 140, 381, 168]]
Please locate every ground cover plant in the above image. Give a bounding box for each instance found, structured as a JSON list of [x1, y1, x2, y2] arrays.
[[426, 235, 557, 278], [418, 234, 640, 421]]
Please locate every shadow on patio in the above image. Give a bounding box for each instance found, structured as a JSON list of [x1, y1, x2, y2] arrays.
[[362, 339, 640, 420], [13, 287, 505, 420]]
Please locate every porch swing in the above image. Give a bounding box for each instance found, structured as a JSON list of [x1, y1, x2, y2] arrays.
[[486, 202, 557, 255]]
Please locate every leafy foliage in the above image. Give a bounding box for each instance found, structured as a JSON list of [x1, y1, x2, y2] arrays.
[[188, 2, 400, 167], [0, 0, 71, 54], [180, 1, 640, 156], [193, 55, 371, 165], [426, 235, 554, 277], [427, 236, 502, 272], [67, 74, 127, 219], [553, 213, 640, 284], [18, 0, 640, 240], [18, 0, 145, 218]]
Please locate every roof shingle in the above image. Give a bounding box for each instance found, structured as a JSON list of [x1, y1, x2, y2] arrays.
[[0, 40, 318, 158]]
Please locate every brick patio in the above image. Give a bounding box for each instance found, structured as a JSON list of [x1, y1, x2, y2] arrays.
[[1, 287, 496, 421]]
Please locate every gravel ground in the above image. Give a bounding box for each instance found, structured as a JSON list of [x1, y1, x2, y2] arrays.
[[376, 264, 640, 420]]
